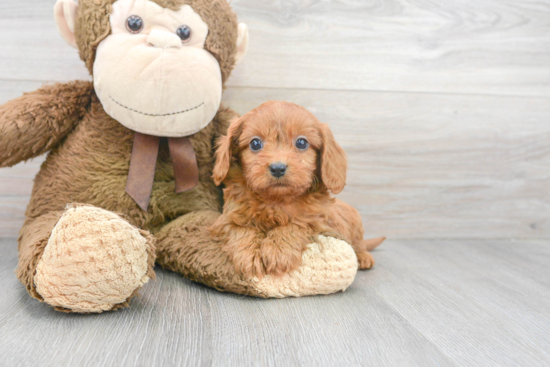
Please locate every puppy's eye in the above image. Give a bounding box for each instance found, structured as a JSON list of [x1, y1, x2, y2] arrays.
[[250, 138, 264, 152], [126, 15, 144, 34], [176, 25, 192, 42], [295, 138, 309, 151]]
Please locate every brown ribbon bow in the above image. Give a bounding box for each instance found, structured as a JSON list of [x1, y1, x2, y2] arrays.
[[125, 132, 199, 211]]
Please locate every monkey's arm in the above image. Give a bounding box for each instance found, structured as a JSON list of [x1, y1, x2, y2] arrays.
[[0, 81, 93, 168]]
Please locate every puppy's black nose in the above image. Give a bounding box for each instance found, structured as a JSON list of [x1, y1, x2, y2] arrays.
[[270, 162, 287, 178]]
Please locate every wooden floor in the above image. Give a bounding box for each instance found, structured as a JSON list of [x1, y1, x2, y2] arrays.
[[0, 238, 549, 366], [1, 0, 550, 366]]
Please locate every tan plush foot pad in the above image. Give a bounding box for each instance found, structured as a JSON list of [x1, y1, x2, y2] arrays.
[[34, 206, 151, 313], [251, 236, 358, 298]]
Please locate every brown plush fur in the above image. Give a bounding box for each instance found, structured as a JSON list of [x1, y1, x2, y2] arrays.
[[75, 0, 239, 82], [0, 0, 252, 312], [210, 102, 385, 278], [6, 85, 237, 310]]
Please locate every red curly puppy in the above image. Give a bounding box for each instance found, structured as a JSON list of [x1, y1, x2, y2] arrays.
[[210, 101, 385, 278]]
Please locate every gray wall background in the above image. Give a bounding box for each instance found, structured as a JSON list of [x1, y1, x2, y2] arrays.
[[1, 0, 549, 239]]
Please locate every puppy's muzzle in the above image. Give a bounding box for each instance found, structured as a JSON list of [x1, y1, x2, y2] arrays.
[[270, 162, 287, 178]]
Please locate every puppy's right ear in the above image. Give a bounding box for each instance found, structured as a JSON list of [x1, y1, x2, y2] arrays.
[[212, 116, 246, 186]]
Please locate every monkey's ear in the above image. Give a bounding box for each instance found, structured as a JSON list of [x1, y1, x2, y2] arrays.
[[212, 116, 246, 186], [235, 23, 249, 64], [320, 123, 348, 194], [54, 0, 78, 49]]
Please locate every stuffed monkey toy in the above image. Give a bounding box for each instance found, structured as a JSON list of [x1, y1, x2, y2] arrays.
[[0, 0, 359, 313]]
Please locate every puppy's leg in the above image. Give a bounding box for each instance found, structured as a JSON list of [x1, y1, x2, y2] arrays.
[[223, 227, 266, 279], [329, 199, 385, 270], [355, 249, 375, 270], [209, 215, 268, 278], [261, 224, 309, 277]]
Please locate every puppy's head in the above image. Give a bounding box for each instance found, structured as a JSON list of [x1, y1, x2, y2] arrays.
[[213, 101, 347, 197]]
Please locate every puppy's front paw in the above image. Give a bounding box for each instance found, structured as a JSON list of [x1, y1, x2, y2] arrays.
[[356, 251, 375, 270], [229, 247, 266, 279], [260, 238, 304, 277]]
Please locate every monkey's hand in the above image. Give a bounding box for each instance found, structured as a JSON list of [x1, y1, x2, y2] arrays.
[[0, 81, 93, 168]]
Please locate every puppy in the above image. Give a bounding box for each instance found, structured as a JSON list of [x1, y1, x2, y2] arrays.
[[210, 101, 385, 278]]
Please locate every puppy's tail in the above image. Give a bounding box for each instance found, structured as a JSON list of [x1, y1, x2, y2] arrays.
[[363, 237, 386, 251]]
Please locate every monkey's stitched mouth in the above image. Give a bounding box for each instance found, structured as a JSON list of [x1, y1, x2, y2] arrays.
[[110, 96, 204, 117]]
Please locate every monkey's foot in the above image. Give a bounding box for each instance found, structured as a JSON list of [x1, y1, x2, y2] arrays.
[[250, 236, 358, 298], [34, 205, 155, 313]]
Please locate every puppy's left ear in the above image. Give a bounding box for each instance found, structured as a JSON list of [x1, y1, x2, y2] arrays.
[[320, 123, 347, 194], [212, 116, 246, 186]]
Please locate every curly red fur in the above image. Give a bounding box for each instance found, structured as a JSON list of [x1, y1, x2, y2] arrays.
[[210, 101, 385, 278]]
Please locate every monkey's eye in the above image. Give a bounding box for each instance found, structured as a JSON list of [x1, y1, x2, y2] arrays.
[[176, 25, 192, 42], [250, 138, 264, 152], [295, 137, 309, 151], [126, 15, 144, 34]]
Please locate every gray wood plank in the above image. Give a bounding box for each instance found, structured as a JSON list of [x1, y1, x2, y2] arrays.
[[231, 0, 550, 97], [1, 0, 549, 97], [1, 238, 549, 366], [2, 82, 549, 239], [373, 240, 550, 366]]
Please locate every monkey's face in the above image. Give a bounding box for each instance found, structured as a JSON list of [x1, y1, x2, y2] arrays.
[[91, 0, 222, 137], [55, 0, 248, 137]]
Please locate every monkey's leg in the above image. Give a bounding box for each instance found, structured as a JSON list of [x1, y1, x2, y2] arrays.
[[155, 211, 263, 296], [155, 211, 358, 298], [17, 205, 155, 313]]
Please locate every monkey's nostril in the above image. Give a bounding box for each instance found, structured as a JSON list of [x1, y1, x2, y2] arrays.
[[269, 163, 287, 178]]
